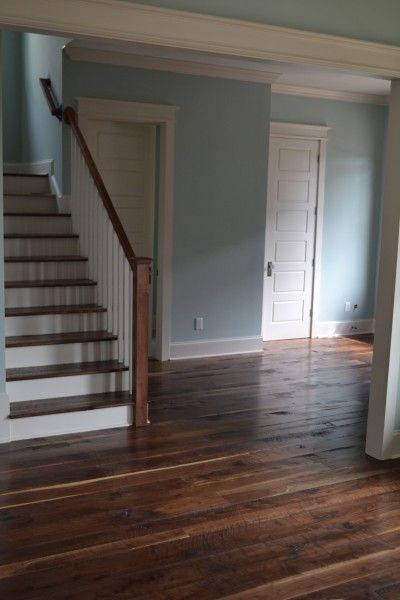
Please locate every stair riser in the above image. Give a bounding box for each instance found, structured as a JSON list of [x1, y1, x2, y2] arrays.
[[5, 286, 96, 308], [4, 238, 80, 257], [4, 176, 51, 195], [6, 340, 118, 368], [4, 215, 72, 235], [4, 196, 58, 214], [6, 312, 106, 336], [9, 405, 132, 441], [7, 371, 129, 402], [5, 262, 88, 281]]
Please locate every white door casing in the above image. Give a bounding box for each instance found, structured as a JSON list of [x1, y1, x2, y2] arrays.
[[262, 122, 329, 341]]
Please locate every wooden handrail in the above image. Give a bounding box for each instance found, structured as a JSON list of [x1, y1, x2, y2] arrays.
[[39, 78, 63, 121], [63, 106, 138, 266], [40, 85, 152, 426]]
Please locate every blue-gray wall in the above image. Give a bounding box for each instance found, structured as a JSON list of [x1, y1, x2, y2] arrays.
[[271, 94, 387, 323], [2, 31, 22, 163], [127, 0, 400, 45], [2, 32, 68, 187], [0, 33, 8, 441], [63, 57, 270, 343]]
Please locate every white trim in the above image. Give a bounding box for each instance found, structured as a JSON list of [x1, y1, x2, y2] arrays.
[[0, 393, 10, 444], [170, 336, 263, 360], [9, 404, 133, 441], [66, 46, 281, 84], [270, 121, 330, 140], [314, 318, 375, 338], [272, 84, 388, 106], [264, 122, 329, 342], [1, 1, 400, 77], [77, 97, 177, 361], [3, 160, 54, 175]]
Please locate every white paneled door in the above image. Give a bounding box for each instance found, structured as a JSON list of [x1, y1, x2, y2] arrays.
[[263, 135, 320, 341], [84, 119, 156, 258]]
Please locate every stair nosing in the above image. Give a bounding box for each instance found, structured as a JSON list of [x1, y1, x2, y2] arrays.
[[5, 279, 96, 288], [5, 256, 87, 263], [7, 360, 129, 382], [4, 173, 49, 178], [4, 192, 56, 198], [6, 331, 117, 348], [4, 212, 71, 217], [5, 304, 107, 317], [5, 234, 79, 239]]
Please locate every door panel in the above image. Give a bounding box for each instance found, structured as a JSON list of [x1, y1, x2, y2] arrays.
[[263, 136, 319, 341]]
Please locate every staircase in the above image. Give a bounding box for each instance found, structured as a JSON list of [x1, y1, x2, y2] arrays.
[[4, 172, 134, 440]]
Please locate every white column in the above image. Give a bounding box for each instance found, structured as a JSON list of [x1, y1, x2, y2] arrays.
[[366, 79, 400, 460]]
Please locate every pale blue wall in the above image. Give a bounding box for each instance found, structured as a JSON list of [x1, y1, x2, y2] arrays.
[[2, 31, 22, 163], [63, 57, 270, 343], [128, 0, 400, 45], [271, 94, 387, 323], [21, 34, 69, 189]]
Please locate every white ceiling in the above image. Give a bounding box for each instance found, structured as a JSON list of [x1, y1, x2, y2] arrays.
[[68, 39, 391, 98]]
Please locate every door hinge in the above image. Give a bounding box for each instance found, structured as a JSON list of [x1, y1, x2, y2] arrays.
[[310, 308, 313, 317], [314, 206, 318, 216], [312, 258, 315, 267]]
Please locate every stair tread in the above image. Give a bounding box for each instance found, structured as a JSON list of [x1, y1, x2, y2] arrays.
[[4, 173, 48, 178], [8, 391, 132, 419], [5, 256, 87, 262], [5, 278, 96, 288], [6, 331, 117, 348], [6, 304, 107, 317], [7, 360, 128, 381], [4, 212, 71, 217], [5, 233, 78, 239], [5, 192, 56, 198]]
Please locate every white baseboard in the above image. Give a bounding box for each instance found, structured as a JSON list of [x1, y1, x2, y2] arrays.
[[0, 392, 10, 443], [4, 160, 54, 176], [314, 318, 375, 338], [170, 336, 263, 360]]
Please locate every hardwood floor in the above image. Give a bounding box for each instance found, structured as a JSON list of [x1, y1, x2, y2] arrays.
[[1, 336, 400, 599]]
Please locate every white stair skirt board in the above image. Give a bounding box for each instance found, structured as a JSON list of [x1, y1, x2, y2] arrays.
[[8, 371, 129, 403], [6, 312, 106, 336], [5, 285, 96, 308], [170, 336, 263, 360], [0, 393, 10, 443], [4, 215, 72, 235], [6, 340, 118, 368], [4, 237, 79, 257], [315, 319, 375, 338], [10, 404, 133, 441], [5, 261, 87, 281]]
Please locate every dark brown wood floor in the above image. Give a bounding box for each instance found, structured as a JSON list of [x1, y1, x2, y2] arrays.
[[2, 336, 400, 599]]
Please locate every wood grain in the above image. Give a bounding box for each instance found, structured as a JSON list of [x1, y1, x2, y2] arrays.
[[2, 336, 397, 599]]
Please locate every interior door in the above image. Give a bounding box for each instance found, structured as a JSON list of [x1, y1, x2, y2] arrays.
[[262, 136, 319, 341]]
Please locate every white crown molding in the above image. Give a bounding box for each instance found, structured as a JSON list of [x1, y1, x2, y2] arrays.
[[67, 46, 281, 84], [1, 0, 400, 78], [76, 96, 179, 123], [270, 121, 330, 140], [272, 83, 388, 106]]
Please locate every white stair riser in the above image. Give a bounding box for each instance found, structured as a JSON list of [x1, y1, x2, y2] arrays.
[[4, 176, 51, 195], [4, 215, 72, 235], [9, 405, 132, 441], [8, 371, 129, 402], [5, 285, 96, 308], [4, 195, 58, 214], [5, 238, 80, 257], [5, 261, 88, 281], [6, 340, 118, 368], [6, 312, 106, 336]]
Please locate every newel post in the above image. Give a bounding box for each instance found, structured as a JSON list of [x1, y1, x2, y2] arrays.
[[132, 257, 152, 426]]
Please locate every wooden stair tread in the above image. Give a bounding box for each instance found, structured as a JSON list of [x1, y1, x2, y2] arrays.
[[5, 278, 96, 288], [4, 212, 71, 217], [4, 172, 48, 178], [7, 360, 128, 381], [4, 192, 56, 198], [5, 256, 87, 263], [5, 304, 107, 317], [5, 233, 78, 239], [8, 391, 132, 419], [6, 331, 117, 348]]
